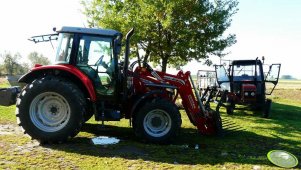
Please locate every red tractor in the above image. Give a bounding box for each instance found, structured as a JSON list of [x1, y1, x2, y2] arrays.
[[214, 58, 281, 118], [1, 27, 222, 143]]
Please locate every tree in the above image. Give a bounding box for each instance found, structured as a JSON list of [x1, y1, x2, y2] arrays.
[[82, 0, 238, 72], [0, 53, 29, 75], [28, 52, 51, 67]]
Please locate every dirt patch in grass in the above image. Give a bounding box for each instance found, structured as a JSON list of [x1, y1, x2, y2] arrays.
[[0, 123, 81, 169], [0, 124, 23, 135]]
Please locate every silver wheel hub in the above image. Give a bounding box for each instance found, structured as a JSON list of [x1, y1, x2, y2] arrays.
[[143, 109, 172, 138], [29, 92, 71, 132]]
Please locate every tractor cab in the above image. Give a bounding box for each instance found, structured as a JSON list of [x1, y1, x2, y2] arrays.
[[54, 27, 123, 99], [230, 60, 265, 101]]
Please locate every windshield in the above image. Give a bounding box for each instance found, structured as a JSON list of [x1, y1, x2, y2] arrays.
[[233, 64, 262, 81], [55, 33, 74, 64]]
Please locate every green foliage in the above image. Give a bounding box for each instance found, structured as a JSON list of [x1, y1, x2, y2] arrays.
[[0, 53, 29, 76], [82, 0, 238, 72], [27, 52, 51, 67]]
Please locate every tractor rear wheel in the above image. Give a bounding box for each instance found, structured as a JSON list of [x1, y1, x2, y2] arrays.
[[263, 99, 272, 118], [134, 99, 181, 143], [16, 76, 86, 143]]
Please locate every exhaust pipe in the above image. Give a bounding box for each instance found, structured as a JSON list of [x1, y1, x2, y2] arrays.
[[122, 28, 135, 101]]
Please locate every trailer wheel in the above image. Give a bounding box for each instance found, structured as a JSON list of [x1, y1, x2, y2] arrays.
[[263, 99, 272, 118], [16, 76, 86, 143], [134, 99, 181, 143]]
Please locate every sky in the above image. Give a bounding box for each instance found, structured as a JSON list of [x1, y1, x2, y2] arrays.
[[0, 0, 300, 79]]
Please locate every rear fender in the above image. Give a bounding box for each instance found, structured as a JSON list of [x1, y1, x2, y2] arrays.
[[19, 65, 97, 102]]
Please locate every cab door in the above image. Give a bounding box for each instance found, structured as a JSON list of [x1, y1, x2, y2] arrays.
[[265, 64, 281, 95], [214, 65, 230, 91], [76, 35, 116, 99]]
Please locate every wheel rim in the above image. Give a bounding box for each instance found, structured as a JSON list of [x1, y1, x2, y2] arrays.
[[143, 109, 172, 138], [29, 92, 71, 132]]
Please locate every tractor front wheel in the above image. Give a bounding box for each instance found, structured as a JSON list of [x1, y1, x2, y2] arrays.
[[16, 76, 86, 143], [263, 99, 272, 118], [226, 102, 235, 115], [226, 106, 234, 115], [212, 110, 223, 136], [134, 99, 181, 143]]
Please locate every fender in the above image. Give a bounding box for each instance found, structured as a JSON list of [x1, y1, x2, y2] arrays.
[[130, 90, 164, 117], [19, 64, 97, 102]]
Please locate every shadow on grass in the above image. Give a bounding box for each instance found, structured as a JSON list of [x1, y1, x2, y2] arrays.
[[44, 120, 301, 168], [233, 102, 301, 138]]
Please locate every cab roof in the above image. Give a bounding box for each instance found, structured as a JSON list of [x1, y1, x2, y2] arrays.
[[232, 59, 262, 65], [57, 26, 122, 37]]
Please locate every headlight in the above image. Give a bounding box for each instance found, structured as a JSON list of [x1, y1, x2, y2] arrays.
[[244, 92, 248, 96], [251, 92, 255, 96]]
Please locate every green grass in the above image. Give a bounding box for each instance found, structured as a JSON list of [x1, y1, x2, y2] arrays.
[[0, 79, 300, 169]]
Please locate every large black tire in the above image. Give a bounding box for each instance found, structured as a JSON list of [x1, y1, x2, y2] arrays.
[[212, 110, 223, 136], [16, 76, 86, 143], [133, 98, 182, 144], [263, 99, 272, 118], [226, 106, 234, 115], [226, 101, 235, 115], [84, 111, 94, 122]]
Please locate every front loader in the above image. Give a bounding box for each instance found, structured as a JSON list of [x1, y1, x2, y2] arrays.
[[0, 26, 222, 144]]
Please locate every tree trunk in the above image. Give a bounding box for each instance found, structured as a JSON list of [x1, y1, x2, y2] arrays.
[[161, 57, 168, 73], [143, 49, 150, 64]]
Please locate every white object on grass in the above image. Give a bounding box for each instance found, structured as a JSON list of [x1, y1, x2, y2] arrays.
[[91, 136, 120, 145], [267, 150, 298, 168]]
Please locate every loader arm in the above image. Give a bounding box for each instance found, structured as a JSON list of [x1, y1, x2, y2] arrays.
[[161, 71, 218, 135]]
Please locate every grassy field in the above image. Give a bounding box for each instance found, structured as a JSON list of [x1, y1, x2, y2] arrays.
[[0, 79, 300, 169]]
